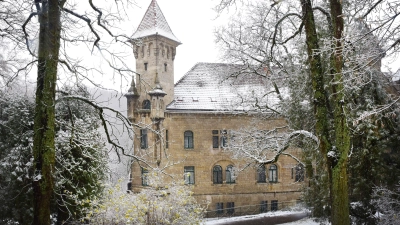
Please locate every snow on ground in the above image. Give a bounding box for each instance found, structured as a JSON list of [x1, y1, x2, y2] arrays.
[[203, 210, 310, 225], [278, 218, 326, 225]]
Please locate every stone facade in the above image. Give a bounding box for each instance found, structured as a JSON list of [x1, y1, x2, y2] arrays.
[[127, 0, 304, 214]]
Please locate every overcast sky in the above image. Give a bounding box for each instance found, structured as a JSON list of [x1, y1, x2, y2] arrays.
[[129, 0, 228, 82]]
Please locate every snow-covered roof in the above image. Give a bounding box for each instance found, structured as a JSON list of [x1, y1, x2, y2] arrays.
[[132, 0, 181, 44], [167, 63, 282, 112]]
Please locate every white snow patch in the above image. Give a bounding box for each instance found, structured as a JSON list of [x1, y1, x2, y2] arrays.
[[279, 217, 330, 225], [327, 150, 337, 158], [203, 211, 308, 225]]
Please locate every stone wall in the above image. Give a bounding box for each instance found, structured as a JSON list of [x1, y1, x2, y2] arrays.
[[130, 111, 305, 211]]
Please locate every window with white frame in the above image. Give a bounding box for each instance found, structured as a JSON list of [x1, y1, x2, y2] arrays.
[[184, 131, 194, 149], [269, 164, 278, 183], [212, 130, 228, 148], [141, 167, 149, 186], [184, 166, 195, 184], [226, 165, 236, 184]]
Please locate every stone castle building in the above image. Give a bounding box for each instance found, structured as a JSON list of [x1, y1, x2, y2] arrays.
[[126, 0, 304, 214]]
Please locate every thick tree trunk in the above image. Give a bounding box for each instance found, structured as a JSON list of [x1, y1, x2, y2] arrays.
[[300, 0, 350, 224], [32, 0, 64, 224], [300, 0, 333, 204], [329, 0, 351, 224]]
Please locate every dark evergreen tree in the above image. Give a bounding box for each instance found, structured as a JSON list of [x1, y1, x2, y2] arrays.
[[0, 92, 35, 224], [0, 86, 108, 224]]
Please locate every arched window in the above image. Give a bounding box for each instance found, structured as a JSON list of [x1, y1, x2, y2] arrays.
[[142, 100, 151, 109], [295, 164, 305, 182], [257, 165, 266, 183], [184, 131, 194, 149], [269, 164, 278, 183], [226, 165, 235, 184], [213, 165, 223, 184]]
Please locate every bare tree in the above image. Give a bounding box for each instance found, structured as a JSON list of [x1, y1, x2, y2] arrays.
[[0, 0, 144, 224], [215, 0, 400, 224]]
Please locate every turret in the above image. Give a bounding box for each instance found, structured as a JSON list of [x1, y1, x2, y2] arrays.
[[125, 76, 140, 120], [148, 73, 167, 119]]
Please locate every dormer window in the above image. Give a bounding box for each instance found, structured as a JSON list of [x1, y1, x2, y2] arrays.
[[144, 63, 148, 71]]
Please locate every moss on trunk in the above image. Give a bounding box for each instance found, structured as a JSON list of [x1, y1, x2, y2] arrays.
[[32, 0, 65, 224], [300, 0, 351, 224]]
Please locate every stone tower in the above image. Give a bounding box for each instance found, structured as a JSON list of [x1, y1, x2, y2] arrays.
[[127, 0, 180, 192], [132, 0, 181, 106]]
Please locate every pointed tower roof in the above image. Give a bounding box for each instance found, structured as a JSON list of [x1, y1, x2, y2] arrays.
[[133, 0, 181, 44], [125, 76, 139, 97]]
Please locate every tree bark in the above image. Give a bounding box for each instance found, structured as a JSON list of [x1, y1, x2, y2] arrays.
[[300, 0, 350, 224], [300, 0, 333, 203], [32, 0, 64, 224], [329, 0, 351, 224]]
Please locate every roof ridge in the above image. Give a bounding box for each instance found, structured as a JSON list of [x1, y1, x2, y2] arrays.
[[174, 62, 202, 86], [174, 62, 242, 86]]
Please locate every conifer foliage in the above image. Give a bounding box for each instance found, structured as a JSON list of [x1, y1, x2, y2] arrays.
[[0, 86, 108, 224]]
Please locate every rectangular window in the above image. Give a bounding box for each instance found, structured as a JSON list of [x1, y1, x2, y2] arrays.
[[144, 63, 148, 71], [166, 129, 169, 149], [271, 200, 278, 211], [141, 167, 149, 186], [227, 202, 235, 214], [269, 165, 278, 183], [140, 129, 148, 149], [257, 165, 266, 183], [260, 201, 268, 213], [295, 165, 305, 182], [220, 136, 227, 147], [220, 130, 228, 147], [184, 166, 195, 184], [184, 131, 194, 149], [216, 203, 224, 214], [212, 130, 228, 148], [164, 63, 167, 72], [212, 130, 219, 148], [212, 137, 219, 148]]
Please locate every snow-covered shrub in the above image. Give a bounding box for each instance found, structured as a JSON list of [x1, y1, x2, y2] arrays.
[[82, 170, 205, 225], [372, 185, 400, 225]]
